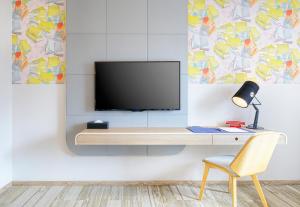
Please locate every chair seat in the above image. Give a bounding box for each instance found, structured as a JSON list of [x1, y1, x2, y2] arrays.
[[204, 155, 237, 175]]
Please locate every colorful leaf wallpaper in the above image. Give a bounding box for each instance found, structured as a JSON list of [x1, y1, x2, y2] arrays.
[[188, 0, 300, 84], [12, 0, 66, 84]]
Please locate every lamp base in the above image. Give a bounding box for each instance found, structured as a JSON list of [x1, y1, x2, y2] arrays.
[[246, 124, 264, 130]]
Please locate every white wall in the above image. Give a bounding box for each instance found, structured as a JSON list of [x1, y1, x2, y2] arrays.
[[11, 0, 300, 181], [0, 2, 12, 188], [12, 84, 300, 181], [189, 84, 300, 180]]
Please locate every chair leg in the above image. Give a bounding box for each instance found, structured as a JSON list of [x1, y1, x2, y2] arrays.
[[251, 175, 269, 207], [231, 177, 237, 207], [199, 163, 210, 201], [228, 176, 232, 193]]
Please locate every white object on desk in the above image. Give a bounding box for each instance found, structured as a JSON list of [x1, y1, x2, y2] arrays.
[[219, 127, 251, 133], [94, 120, 104, 123]]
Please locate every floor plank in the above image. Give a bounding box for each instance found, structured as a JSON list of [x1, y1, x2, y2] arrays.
[[22, 186, 49, 207], [0, 184, 299, 207], [136, 186, 151, 207], [264, 184, 300, 207], [244, 184, 293, 207], [9, 186, 40, 207], [0, 186, 28, 205], [148, 185, 164, 207], [34, 186, 64, 207]]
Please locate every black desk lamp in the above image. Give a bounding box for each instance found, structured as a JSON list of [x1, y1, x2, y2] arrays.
[[232, 81, 263, 129]]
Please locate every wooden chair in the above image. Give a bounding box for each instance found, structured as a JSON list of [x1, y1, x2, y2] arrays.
[[199, 132, 283, 207]]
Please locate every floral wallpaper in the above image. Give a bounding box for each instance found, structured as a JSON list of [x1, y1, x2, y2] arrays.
[[12, 0, 66, 84], [188, 0, 300, 84]]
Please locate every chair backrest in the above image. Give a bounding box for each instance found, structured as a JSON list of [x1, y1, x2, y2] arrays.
[[230, 132, 281, 177]]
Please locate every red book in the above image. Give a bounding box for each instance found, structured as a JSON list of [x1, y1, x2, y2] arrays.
[[225, 121, 245, 128]]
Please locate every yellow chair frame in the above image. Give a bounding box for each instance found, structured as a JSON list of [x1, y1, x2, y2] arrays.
[[199, 132, 284, 207]]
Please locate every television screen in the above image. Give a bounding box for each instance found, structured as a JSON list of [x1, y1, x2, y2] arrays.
[[95, 61, 180, 111]]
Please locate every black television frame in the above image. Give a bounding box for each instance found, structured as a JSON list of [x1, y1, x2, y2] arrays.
[[94, 61, 181, 111]]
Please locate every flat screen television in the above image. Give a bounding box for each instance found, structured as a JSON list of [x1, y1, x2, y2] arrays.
[[95, 61, 180, 111]]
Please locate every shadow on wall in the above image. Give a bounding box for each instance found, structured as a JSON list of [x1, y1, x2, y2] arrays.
[[66, 123, 185, 156], [190, 84, 251, 126]]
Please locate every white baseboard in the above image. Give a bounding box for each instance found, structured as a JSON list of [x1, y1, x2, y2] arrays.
[[11, 180, 300, 186]]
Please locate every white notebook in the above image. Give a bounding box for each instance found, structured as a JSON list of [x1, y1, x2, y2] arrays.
[[218, 127, 250, 133]]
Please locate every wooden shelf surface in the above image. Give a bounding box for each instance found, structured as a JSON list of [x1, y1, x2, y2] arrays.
[[79, 128, 193, 134], [75, 128, 287, 146], [75, 128, 212, 145]]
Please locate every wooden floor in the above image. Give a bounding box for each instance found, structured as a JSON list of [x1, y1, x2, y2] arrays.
[[0, 184, 299, 207]]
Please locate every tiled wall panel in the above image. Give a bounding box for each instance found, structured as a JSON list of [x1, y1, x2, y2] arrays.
[[67, 0, 188, 155]]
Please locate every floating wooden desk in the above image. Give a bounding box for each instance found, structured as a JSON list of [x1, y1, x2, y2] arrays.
[[75, 128, 287, 146]]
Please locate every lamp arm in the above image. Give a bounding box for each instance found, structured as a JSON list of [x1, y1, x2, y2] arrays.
[[251, 103, 259, 129], [252, 96, 262, 106]]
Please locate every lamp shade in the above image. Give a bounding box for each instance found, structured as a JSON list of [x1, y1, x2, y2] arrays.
[[232, 81, 259, 108]]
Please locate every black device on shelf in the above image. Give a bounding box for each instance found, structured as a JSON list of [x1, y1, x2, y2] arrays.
[[87, 121, 109, 129], [94, 61, 180, 111]]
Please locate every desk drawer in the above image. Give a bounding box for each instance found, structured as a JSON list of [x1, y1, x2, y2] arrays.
[[213, 134, 252, 145]]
